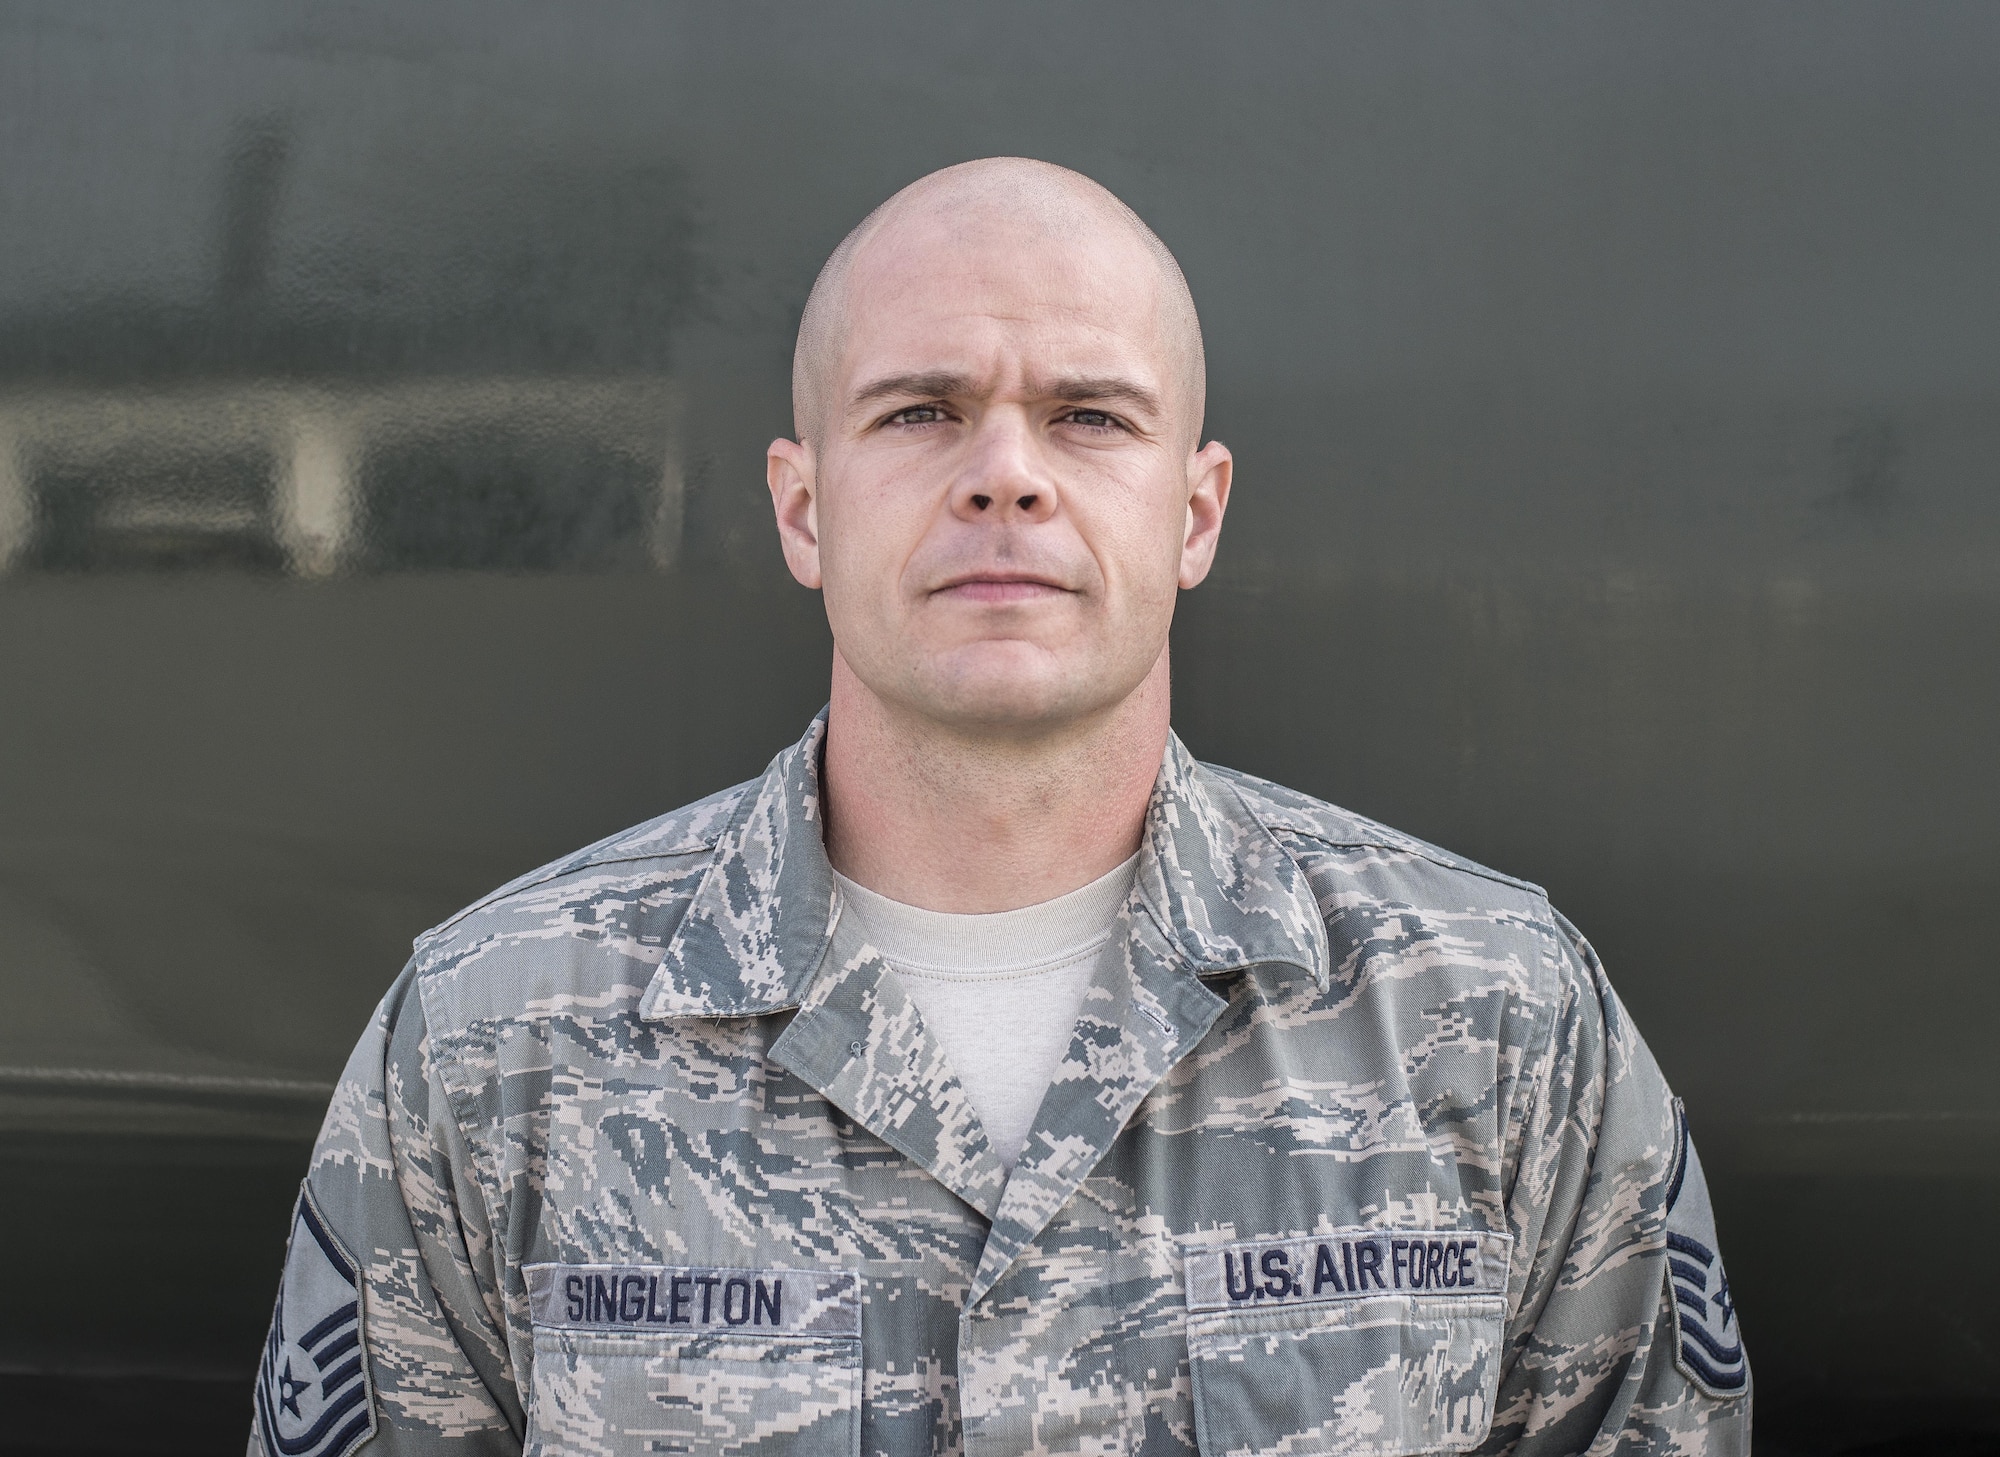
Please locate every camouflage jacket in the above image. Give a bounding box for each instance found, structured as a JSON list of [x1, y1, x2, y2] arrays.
[[255, 713, 1750, 1457]]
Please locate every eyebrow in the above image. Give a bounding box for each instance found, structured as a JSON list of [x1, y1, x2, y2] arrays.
[[847, 371, 1163, 417], [850, 371, 976, 409], [1046, 375, 1162, 417]]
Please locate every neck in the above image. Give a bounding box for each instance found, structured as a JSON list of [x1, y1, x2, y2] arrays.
[[821, 652, 1170, 913]]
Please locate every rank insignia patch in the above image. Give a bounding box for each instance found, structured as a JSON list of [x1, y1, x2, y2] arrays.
[[1663, 1100, 1749, 1399], [1668, 1228, 1745, 1397], [255, 1185, 376, 1457]]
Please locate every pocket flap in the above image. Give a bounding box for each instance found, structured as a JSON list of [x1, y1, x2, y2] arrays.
[[1186, 1232, 1509, 1457], [523, 1263, 861, 1457]]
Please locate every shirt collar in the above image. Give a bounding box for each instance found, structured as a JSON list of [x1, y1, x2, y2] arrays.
[[639, 709, 1329, 1020]]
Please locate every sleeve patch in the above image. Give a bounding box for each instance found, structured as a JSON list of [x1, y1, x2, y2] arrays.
[[255, 1184, 378, 1457], [1664, 1101, 1749, 1400]]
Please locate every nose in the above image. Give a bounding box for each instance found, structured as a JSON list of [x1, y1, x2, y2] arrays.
[[948, 409, 1060, 524]]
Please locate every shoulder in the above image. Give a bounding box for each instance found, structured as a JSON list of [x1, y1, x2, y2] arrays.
[[1206, 763, 1639, 1160], [1204, 761, 1589, 1005], [1207, 761, 1545, 905], [398, 777, 754, 1026]]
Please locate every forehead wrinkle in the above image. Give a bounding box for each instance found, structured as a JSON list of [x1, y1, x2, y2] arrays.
[[833, 263, 1171, 421], [795, 159, 1204, 448], [841, 304, 1159, 400]]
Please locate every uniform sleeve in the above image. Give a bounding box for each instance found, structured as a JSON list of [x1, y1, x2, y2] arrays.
[[251, 962, 523, 1456], [1479, 911, 1752, 1456]]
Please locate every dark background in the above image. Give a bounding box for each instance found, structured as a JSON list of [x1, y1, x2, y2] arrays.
[[2, 3, 1996, 1453]]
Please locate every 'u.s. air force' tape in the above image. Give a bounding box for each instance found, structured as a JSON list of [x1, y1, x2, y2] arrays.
[[1185, 1229, 1512, 1314], [525, 1263, 860, 1337]]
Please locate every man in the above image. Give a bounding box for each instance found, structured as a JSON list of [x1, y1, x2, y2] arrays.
[[254, 158, 1749, 1456]]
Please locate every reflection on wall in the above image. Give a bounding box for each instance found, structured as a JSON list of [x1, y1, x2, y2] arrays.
[[0, 377, 682, 577], [0, 88, 694, 580]]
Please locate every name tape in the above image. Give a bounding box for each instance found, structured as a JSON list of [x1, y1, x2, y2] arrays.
[[1185, 1230, 1512, 1314], [525, 1264, 860, 1338]]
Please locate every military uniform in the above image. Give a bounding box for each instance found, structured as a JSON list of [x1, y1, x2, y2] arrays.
[[254, 713, 1749, 1456]]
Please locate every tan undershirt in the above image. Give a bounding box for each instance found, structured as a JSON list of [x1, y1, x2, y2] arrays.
[[831, 854, 1139, 1170]]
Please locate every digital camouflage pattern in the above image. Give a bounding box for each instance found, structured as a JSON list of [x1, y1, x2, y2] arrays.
[[255, 711, 1750, 1455]]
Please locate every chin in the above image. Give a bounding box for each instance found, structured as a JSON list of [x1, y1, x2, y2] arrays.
[[912, 663, 1125, 737], [929, 692, 1075, 735]]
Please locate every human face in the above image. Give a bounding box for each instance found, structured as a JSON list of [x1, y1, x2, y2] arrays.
[[768, 210, 1231, 737]]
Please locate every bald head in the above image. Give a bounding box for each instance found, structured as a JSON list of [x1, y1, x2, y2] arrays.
[[766, 156, 1235, 760], [792, 158, 1205, 448]]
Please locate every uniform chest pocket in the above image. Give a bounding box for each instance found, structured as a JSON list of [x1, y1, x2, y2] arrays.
[[523, 1263, 861, 1457], [1185, 1232, 1510, 1457]]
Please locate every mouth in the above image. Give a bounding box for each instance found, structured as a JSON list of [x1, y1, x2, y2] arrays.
[[930, 572, 1073, 605]]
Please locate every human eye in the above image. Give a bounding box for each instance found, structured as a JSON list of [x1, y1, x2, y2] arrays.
[[1060, 407, 1124, 432], [882, 403, 952, 428]]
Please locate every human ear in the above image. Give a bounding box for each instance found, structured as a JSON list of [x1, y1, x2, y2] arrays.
[[767, 437, 824, 589], [1178, 440, 1233, 589]]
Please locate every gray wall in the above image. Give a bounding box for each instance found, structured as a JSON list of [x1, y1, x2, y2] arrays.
[[2, 3, 1996, 1450]]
